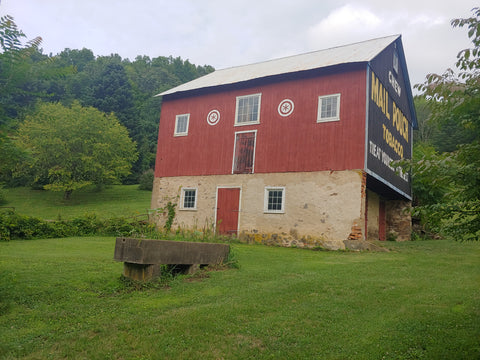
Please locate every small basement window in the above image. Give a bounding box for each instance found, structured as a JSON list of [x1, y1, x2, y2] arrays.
[[317, 94, 340, 122], [174, 114, 190, 136], [235, 94, 261, 125], [180, 188, 197, 210], [264, 187, 285, 213]]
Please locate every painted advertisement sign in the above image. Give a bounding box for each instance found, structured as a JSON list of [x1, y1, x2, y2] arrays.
[[366, 46, 413, 199]]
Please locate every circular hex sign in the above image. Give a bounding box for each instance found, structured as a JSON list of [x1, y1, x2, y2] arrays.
[[207, 110, 220, 125], [278, 99, 294, 117]]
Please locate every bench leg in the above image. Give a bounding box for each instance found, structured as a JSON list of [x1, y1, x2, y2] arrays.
[[123, 262, 161, 281], [186, 264, 200, 275]]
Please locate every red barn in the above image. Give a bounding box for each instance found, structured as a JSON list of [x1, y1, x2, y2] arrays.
[[152, 35, 417, 250]]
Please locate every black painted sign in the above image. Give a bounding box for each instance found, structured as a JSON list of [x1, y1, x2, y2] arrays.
[[366, 68, 412, 198]]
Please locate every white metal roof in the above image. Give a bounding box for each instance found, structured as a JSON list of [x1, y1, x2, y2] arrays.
[[157, 35, 400, 97]]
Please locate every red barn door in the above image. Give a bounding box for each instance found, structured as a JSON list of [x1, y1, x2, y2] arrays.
[[216, 188, 240, 236]]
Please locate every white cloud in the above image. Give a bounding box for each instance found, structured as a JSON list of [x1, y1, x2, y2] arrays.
[[408, 15, 446, 27], [307, 5, 383, 49], [303, 3, 475, 88], [317, 4, 381, 31]]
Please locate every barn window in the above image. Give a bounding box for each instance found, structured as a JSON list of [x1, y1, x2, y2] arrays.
[[235, 94, 261, 125], [317, 94, 340, 122], [393, 48, 399, 74], [264, 187, 285, 213], [233, 131, 256, 174], [180, 187, 197, 210], [174, 114, 190, 136]]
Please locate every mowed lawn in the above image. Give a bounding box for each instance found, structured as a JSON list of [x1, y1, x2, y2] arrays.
[[1, 185, 152, 220], [0, 238, 478, 359]]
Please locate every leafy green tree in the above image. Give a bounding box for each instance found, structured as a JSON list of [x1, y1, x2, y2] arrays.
[[0, 15, 75, 187], [66, 55, 135, 131], [16, 101, 138, 199], [0, 15, 42, 125], [0, 13, 215, 186], [28, 48, 94, 104], [57, 48, 95, 72], [89, 61, 136, 131], [124, 56, 174, 175], [413, 7, 480, 241], [0, 15, 42, 186], [413, 97, 432, 144]]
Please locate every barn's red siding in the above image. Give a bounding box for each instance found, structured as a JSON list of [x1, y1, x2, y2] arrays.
[[155, 67, 367, 178]]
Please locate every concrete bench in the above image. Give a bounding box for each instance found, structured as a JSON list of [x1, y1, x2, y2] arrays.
[[114, 237, 230, 281]]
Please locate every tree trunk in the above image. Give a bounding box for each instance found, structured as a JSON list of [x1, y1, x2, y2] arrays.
[[64, 189, 73, 200]]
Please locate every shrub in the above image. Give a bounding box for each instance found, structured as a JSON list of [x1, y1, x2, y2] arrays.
[[71, 213, 102, 236], [0, 211, 156, 241], [102, 217, 136, 236], [0, 210, 231, 244], [0, 211, 59, 240], [0, 189, 7, 205], [138, 169, 154, 191]]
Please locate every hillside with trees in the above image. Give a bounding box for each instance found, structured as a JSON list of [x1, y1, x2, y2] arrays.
[[0, 14, 214, 191]]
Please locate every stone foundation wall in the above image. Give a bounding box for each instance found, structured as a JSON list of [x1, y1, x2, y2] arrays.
[[386, 200, 412, 241], [366, 190, 380, 241], [151, 170, 365, 250], [238, 230, 347, 250], [365, 190, 411, 242]]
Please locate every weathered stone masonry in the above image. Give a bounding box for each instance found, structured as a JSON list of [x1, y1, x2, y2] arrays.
[[152, 170, 367, 250], [386, 200, 412, 241]]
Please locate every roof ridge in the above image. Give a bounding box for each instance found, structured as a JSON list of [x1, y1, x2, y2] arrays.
[[217, 34, 400, 72], [157, 35, 401, 97]]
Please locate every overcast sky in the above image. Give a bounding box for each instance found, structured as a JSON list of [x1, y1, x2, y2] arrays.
[[2, 0, 478, 90]]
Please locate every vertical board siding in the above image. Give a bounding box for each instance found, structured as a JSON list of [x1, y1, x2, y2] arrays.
[[155, 67, 367, 178]]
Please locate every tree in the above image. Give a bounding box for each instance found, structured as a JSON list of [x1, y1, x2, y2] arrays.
[[57, 48, 95, 72], [0, 15, 43, 125], [16, 101, 138, 199], [0, 13, 216, 186], [0, 15, 76, 186], [0, 15, 42, 186], [412, 7, 480, 241], [89, 60, 136, 132]]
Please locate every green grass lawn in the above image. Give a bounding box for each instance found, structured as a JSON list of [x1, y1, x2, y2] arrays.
[[0, 238, 478, 359], [1, 185, 152, 220]]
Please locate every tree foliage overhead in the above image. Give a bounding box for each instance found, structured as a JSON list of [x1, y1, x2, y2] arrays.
[[0, 14, 41, 124], [16, 102, 138, 199], [0, 14, 44, 186], [412, 7, 480, 241]]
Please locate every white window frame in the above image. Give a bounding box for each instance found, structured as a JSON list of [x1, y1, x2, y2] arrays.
[[235, 93, 261, 126], [180, 187, 197, 210], [264, 187, 286, 214], [317, 94, 341, 123], [174, 113, 190, 136]]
